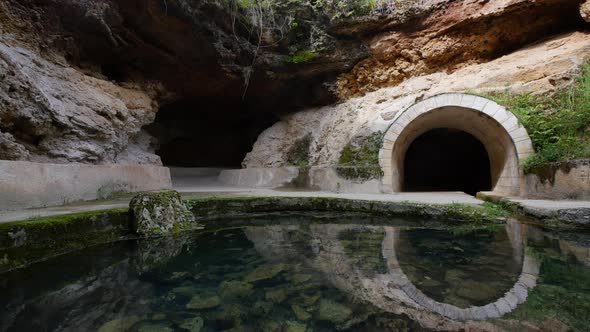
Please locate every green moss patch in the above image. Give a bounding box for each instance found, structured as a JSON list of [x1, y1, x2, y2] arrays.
[[286, 50, 318, 64], [337, 131, 384, 180], [0, 209, 130, 273], [184, 196, 505, 225]]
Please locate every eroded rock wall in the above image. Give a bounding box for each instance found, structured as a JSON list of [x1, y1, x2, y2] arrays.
[[243, 32, 590, 168], [0, 0, 588, 166]]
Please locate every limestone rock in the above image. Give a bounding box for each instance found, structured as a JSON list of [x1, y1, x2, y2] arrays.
[[180, 317, 204, 332], [265, 288, 289, 303], [137, 324, 174, 332], [284, 320, 307, 332], [317, 299, 352, 324], [129, 191, 196, 237], [581, 0, 590, 22], [219, 280, 254, 299], [243, 32, 590, 168], [292, 304, 312, 321], [244, 263, 286, 282], [0, 41, 161, 165], [186, 294, 221, 310], [98, 316, 141, 332]]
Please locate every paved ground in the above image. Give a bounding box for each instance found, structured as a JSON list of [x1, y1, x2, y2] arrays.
[[510, 198, 590, 211], [0, 172, 482, 223], [2, 171, 588, 224]]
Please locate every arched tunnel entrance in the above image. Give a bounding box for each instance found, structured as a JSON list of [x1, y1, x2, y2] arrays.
[[403, 128, 492, 195], [379, 94, 535, 195]]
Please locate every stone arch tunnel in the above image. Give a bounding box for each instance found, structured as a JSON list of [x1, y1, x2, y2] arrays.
[[379, 93, 534, 196]]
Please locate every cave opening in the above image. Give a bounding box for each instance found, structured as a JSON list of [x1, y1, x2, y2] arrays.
[[403, 128, 492, 196], [146, 98, 278, 168]]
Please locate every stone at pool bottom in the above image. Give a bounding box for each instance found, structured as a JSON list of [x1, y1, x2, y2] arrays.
[[186, 293, 222, 310], [137, 324, 174, 332], [219, 280, 254, 299], [180, 316, 204, 332], [244, 263, 286, 282], [317, 299, 353, 324], [98, 316, 142, 332]]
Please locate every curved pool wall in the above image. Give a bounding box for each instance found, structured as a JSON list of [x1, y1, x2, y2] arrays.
[[0, 196, 502, 273]]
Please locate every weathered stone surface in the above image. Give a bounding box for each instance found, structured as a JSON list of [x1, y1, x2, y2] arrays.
[[179, 317, 204, 332], [317, 299, 352, 324], [218, 280, 254, 299], [581, 0, 590, 22], [244, 32, 590, 168], [129, 191, 196, 237], [0, 160, 172, 211], [186, 294, 221, 310], [0, 41, 160, 165], [98, 316, 142, 332], [244, 263, 286, 282]]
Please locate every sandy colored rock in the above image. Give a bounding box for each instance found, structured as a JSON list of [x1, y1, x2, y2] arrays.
[[244, 263, 286, 282], [98, 316, 141, 332], [186, 294, 221, 310], [581, 0, 590, 22], [243, 32, 590, 168]]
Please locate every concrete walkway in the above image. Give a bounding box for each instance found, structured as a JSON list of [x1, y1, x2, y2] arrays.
[[0, 172, 482, 223], [2, 170, 588, 224]]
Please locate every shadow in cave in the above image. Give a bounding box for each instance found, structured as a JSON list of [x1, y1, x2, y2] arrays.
[[403, 128, 492, 196], [146, 98, 278, 167]]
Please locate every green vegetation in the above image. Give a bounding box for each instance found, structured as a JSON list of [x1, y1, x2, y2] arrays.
[[485, 63, 590, 173], [184, 196, 507, 225], [441, 202, 509, 223], [286, 134, 312, 167], [337, 131, 384, 180], [286, 50, 318, 64], [0, 209, 129, 272], [507, 246, 590, 331]]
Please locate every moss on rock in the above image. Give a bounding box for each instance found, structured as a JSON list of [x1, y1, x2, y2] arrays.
[[129, 190, 199, 237], [0, 209, 130, 273], [184, 196, 506, 225]]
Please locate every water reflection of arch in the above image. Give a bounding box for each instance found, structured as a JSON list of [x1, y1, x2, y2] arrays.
[[381, 222, 540, 321], [245, 221, 540, 326]]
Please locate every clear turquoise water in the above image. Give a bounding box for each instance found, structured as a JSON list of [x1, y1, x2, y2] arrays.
[[1, 217, 590, 332]]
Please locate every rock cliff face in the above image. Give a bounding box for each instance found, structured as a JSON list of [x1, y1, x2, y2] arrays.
[[0, 0, 587, 166]]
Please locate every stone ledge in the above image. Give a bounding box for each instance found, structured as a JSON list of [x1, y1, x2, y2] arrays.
[[0, 160, 172, 211]]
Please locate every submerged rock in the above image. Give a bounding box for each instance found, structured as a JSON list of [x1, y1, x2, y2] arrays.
[[317, 299, 352, 324], [260, 319, 281, 332], [244, 263, 286, 282], [98, 316, 142, 332], [291, 274, 313, 284], [129, 191, 197, 237], [180, 316, 204, 332], [284, 320, 307, 332], [298, 292, 321, 307], [186, 294, 221, 310], [292, 304, 311, 321], [265, 288, 289, 303], [171, 285, 198, 297], [219, 280, 254, 299], [137, 323, 174, 332]]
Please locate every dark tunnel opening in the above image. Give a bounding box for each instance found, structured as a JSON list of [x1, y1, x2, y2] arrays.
[[146, 99, 278, 167], [403, 128, 492, 196]]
